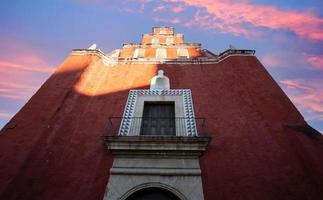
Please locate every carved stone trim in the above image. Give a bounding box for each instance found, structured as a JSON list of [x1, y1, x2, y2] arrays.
[[119, 89, 197, 136], [119, 182, 188, 200], [103, 135, 210, 158]]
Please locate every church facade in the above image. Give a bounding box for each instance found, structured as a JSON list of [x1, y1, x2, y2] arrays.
[[1, 27, 323, 200]]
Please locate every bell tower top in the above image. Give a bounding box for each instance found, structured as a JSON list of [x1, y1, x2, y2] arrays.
[[142, 26, 184, 45], [152, 27, 174, 35]]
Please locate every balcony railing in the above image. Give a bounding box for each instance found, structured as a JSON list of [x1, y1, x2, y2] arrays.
[[104, 117, 208, 137], [218, 49, 256, 57]]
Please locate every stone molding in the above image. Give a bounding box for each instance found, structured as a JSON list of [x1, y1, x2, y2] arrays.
[[103, 135, 210, 200], [119, 182, 188, 200], [110, 168, 201, 176], [103, 135, 210, 158]]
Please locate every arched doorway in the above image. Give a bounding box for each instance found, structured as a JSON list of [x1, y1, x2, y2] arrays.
[[125, 187, 181, 200]]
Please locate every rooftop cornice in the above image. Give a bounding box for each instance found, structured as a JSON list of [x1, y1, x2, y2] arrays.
[[71, 48, 256, 66], [71, 48, 105, 56], [142, 33, 183, 36], [122, 43, 201, 48], [71, 48, 109, 61]]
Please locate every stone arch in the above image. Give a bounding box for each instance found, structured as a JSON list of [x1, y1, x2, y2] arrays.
[[119, 182, 187, 200]]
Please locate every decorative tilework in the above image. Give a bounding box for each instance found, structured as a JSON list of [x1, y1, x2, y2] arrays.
[[119, 91, 137, 135], [119, 89, 197, 136]]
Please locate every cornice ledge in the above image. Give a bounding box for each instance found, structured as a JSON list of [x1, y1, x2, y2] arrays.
[[71, 48, 107, 58], [103, 136, 211, 157]]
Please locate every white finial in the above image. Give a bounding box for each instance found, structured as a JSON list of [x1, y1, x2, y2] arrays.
[[158, 70, 164, 76], [88, 43, 97, 50], [229, 44, 236, 50], [150, 70, 170, 90]]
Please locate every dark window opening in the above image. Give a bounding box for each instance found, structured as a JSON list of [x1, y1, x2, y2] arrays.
[[126, 187, 181, 200], [140, 102, 175, 136]]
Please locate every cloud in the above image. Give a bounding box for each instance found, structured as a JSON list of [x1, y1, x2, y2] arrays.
[[164, 0, 323, 40], [281, 79, 323, 122], [153, 5, 166, 12], [75, 0, 323, 40], [153, 4, 184, 13], [0, 81, 39, 100], [0, 110, 15, 119], [0, 60, 54, 73], [260, 50, 312, 69], [171, 5, 184, 13], [261, 53, 282, 68], [0, 57, 53, 100], [183, 10, 261, 38], [153, 17, 181, 24], [0, 39, 54, 101], [308, 55, 323, 70]]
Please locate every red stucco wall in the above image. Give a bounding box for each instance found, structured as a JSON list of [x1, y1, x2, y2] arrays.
[[0, 54, 323, 200], [161, 56, 323, 200]]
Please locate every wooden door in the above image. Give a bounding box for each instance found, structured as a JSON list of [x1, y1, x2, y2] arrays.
[[140, 102, 175, 136]]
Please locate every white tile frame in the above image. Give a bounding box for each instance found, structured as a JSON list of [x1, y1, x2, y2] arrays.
[[119, 89, 197, 136]]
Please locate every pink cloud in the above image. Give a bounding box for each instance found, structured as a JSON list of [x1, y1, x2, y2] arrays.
[[0, 81, 39, 100], [0, 60, 54, 73], [261, 53, 281, 68], [153, 17, 181, 24], [0, 58, 53, 100], [260, 51, 309, 69], [308, 55, 323, 70], [0, 39, 54, 101], [281, 79, 323, 122], [76, 0, 323, 40], [165, 0, 323, 40], [0, 110, 15, 119], [282, 80, 314, 91], [153, 5, 166, 12], [153, 4, 184, 14], [171, 6, 184, 13]]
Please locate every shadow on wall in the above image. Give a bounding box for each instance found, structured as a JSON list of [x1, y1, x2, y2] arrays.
[[0, 56, 157, 200]]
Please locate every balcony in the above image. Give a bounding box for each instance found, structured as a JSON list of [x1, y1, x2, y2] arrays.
[[103, 117, 211, 200], [218, 49, 256, 57], [102, 117, 211, 157], [104, 117, 209, 136]]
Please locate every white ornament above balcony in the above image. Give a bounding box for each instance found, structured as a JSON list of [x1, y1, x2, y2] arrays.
[[150, 70, 170, 90]]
